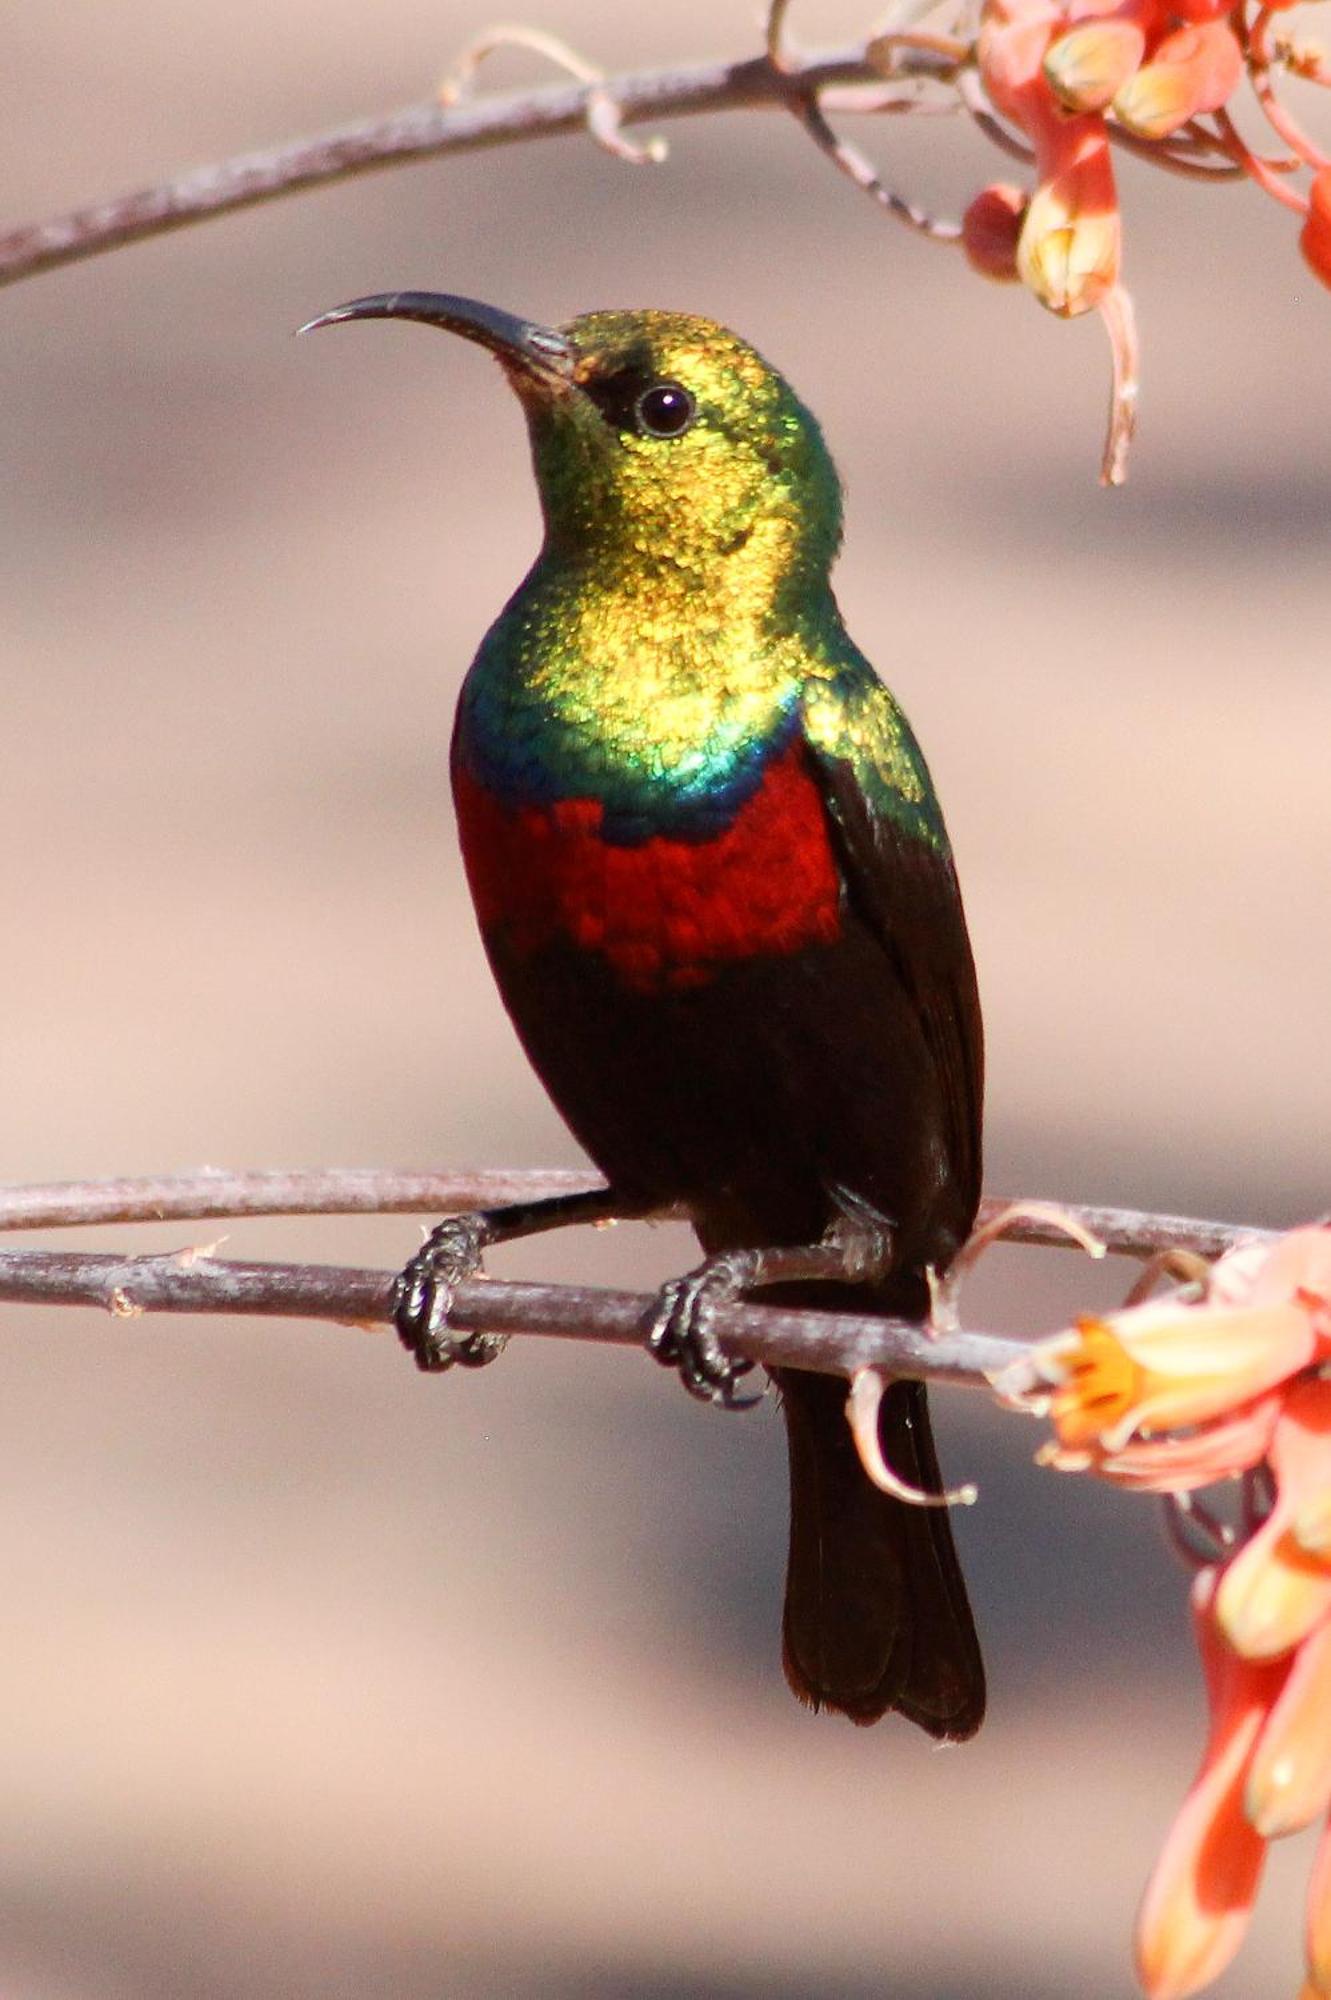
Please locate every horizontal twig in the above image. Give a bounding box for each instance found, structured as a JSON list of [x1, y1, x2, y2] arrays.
[[0, 1166, 608, 1232], [0, 1243, 1026, 1387], [0, 1166, 1275, 1263], [0, 1171, 1281, 1393], [0, 40, 958, 291]]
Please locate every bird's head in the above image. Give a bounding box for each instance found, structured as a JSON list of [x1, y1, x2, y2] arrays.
[[301, 294, 843, 597]]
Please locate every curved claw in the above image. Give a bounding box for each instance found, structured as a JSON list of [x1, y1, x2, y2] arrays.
[[643, 1260, 761, 1411], [391, 1215, 507, 1373]]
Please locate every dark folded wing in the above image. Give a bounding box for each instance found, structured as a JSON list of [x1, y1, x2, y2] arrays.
[[803, 680, 984, 1244]]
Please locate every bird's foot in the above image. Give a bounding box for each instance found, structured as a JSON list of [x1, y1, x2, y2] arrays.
[[391, 1215, 506, 1373], [644, 1250, 763, 1410]]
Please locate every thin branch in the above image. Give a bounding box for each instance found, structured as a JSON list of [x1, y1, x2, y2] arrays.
[[992, 1198, 1271, 1261], [0, 1242, 1027, 1387], [1107, 121, 1248, 180], [0, 1166, 609, 1232], [0, 1166, 1275, 1261], [767, 0, 797, 71], [0, 1174, 1284, 1397], [0, 39, 960, 291], [957, 72, 1036, 165], [788, 90, 962, 240], [439, 24, 669, 167]]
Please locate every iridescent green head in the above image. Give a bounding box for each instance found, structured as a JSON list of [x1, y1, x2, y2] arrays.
[[301, 294, 843, 594]]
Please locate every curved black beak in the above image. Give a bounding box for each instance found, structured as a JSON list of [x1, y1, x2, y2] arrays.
[[296, 290, 575, 384]]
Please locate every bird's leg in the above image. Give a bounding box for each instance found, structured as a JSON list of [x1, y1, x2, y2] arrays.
[[393, 1185, 639, 1372], [645, 1196, 897, 1409]]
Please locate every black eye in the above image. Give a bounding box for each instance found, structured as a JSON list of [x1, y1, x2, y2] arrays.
[[634, 381, 695, 439]]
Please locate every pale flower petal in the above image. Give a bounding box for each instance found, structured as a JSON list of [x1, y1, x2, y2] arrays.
[[1240, 1227, 1331, 1319], [1087, 1395, 1282, 1493]]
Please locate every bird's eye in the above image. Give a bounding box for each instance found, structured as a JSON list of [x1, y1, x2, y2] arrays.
[[633, 381, 696, 439]]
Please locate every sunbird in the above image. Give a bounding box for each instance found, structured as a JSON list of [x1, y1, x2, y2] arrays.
[[302, 293, 986, 1739]]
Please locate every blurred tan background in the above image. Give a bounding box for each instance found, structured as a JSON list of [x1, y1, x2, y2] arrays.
[[1, 3, 1328, 1995]]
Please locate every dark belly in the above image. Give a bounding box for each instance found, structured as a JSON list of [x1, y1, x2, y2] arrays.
[[482, 922, 972, 1272]]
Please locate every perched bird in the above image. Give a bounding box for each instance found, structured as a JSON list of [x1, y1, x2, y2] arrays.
[[302, 293, 986, 1739]]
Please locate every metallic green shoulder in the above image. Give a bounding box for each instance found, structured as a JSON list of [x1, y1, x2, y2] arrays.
[[799, 644, 949, 851]]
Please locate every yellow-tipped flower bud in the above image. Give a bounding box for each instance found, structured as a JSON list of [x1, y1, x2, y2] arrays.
[[1113, 21, 1243, 140], [1044, 19, 1146, 111], [1015, 154, 1119, 316]]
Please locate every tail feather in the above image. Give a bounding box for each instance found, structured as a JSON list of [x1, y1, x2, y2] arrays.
[[772, 1310, 985, 1740]]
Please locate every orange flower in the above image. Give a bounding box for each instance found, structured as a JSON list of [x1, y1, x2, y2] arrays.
[[968, 0, 1331, 474], [1245, 1611, 1331, 1838], [1002, 1228, 1328, 1479], [979, 0, 1124, 316], [1016, 116, 1121, 318], [1136, 1571, 1286, 2000], [1008, 1224, 1331, 1997]]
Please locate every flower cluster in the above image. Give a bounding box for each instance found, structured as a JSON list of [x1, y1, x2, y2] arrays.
[[963, 0, 1331, 481], [1002, 1225, 1331, 1996]]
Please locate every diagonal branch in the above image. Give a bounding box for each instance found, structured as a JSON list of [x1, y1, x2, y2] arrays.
[[788, 89, 961, 239], [0, 39, 960, 291]]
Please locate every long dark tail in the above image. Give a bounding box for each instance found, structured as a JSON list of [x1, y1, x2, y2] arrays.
[[771, 1278, 985, 1740]]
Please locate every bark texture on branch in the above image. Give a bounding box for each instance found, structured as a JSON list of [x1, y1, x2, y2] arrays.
[[0, 1242, 1026, 1387], [0, 1174, 1280, 1392], [0, 42, 950, 290], [0, 1166, 1273, 1262]]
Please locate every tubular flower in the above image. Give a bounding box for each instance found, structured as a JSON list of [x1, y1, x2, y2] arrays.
[[1016, 115, 1120, 316], [1246, 1611, 1331, 1839], [1135, 1570, 1287, 2000], [1001, 1223, 1331, 1996], [962, 0, 1331, 477], [978, 0, 1137, 479], [1001, 1225, 1330, 1481], [980, 0, 1124, 317]]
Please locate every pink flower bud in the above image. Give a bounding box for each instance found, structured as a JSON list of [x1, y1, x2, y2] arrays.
[[962, 184, 1027, 280]]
